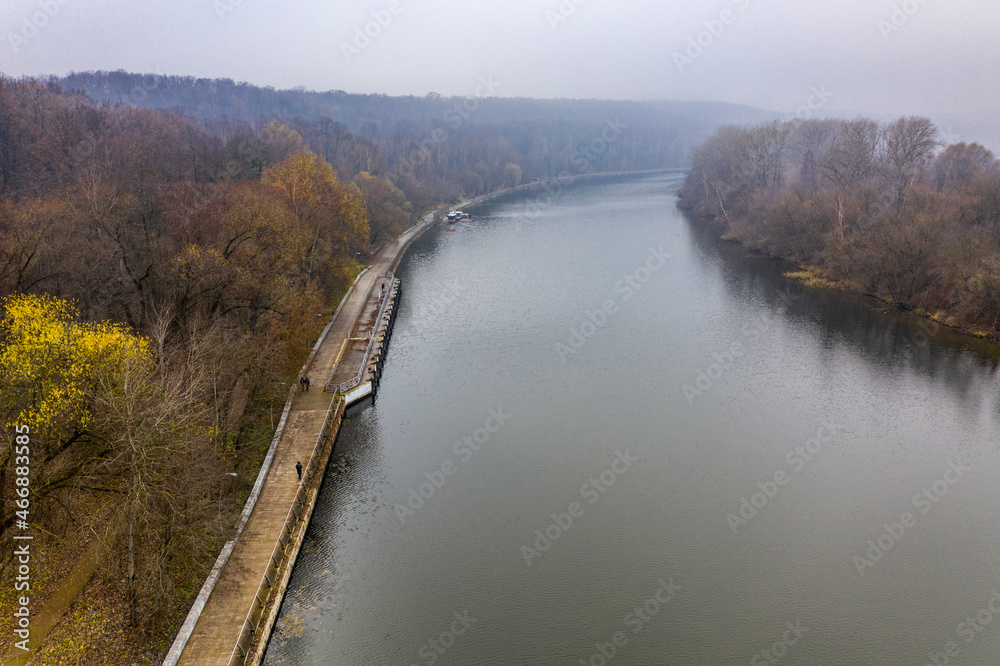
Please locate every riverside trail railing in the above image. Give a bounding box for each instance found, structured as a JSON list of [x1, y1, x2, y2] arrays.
[[330, 271, 398, 395], [226, 394, 345, 665]]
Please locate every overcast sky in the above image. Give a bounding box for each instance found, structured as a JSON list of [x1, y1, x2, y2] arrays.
[[1, 0, 998, 120]]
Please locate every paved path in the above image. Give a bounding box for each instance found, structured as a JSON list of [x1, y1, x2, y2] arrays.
[[176, 213, 439, 665]]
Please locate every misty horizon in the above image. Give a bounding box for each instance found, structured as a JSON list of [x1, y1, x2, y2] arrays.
[[1, 1, 998, 119]]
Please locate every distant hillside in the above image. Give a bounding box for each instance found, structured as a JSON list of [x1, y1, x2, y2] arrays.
[[50, 70, 776, 163]]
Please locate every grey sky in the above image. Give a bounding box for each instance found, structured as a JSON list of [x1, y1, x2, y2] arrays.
[[1, 0, 998, 120]]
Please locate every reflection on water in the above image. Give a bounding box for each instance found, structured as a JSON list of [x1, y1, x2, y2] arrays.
[[265, 175, 1000, 665]]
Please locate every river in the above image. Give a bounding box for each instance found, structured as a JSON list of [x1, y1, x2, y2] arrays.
[[264, 174, 1000, 665]]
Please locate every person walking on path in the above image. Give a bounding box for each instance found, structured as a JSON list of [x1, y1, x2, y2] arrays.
[[296, 461, 303, 480], [304, 377, 310, 391]]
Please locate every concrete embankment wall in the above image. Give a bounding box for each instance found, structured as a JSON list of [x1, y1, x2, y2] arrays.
[[163, 268, 369, 666]]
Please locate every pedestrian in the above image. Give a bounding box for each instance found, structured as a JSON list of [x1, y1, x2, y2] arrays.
[[304, 377, 310, 391], [299, 377, 306, 391], [295, 461, 302, 480]]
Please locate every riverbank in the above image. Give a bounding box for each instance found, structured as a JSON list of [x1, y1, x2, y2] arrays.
[[680, 202, 1000, 345], [680, 118, 1000, 344], [780, 264, 999, 341]]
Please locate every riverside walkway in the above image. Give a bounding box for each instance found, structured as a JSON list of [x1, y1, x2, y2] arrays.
[[170, 213, 438, 666], [324, 276, 401, 404]]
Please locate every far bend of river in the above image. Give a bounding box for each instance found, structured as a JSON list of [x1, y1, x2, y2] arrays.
[[265, 175, 1000, 665]]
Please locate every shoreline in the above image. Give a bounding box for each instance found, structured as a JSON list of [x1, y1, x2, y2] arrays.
[[682, 202, 1000, 347], [781, 263, 1000, 342]]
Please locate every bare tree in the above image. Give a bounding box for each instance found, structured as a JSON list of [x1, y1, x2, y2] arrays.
[[932, 142, 998, 191], [820, 118, 882, 237], [744, 120, 790, 191], [788, 119, 837, 192], [878, 116, 939, 214], [89, 349, 213, 626], [822, 118, 881, 192]]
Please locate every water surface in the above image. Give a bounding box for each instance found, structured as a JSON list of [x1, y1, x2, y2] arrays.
[[266, 175, 1000, 665]]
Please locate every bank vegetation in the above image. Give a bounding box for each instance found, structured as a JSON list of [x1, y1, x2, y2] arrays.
[[0, 76, 388, 662], [679, 117, 1000, 336]]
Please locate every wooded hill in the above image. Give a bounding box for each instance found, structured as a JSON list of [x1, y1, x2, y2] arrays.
[[50, 70, 774, 210], [0, 76, 373, 662]]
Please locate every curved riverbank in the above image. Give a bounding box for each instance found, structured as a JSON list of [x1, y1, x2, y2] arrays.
[[760, 253, 997, 343]]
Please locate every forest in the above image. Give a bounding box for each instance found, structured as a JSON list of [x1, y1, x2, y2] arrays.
[[0, 75, 385, 662], [680, 117, 1000, 336], [49, 70, 774, 209]]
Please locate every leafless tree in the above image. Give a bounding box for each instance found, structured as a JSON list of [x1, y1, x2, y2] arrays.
[[878, 116, 939, 214]]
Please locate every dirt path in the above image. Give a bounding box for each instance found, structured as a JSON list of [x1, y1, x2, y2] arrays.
[[0, 542, 99, 666]]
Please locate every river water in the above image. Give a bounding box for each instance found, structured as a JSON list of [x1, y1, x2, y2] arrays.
[[265, 175, 1000, 665]]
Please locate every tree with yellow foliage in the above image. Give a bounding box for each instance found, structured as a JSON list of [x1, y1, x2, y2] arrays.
[[261, 151, 368, 278], [0, 294, 152, 532], [1, 293, 220, 625], [0, 293, 150, 440], [1, 294, 150, 536]]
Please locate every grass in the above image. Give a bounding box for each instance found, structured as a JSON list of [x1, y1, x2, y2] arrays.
[[783, 269, 840, 290]]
